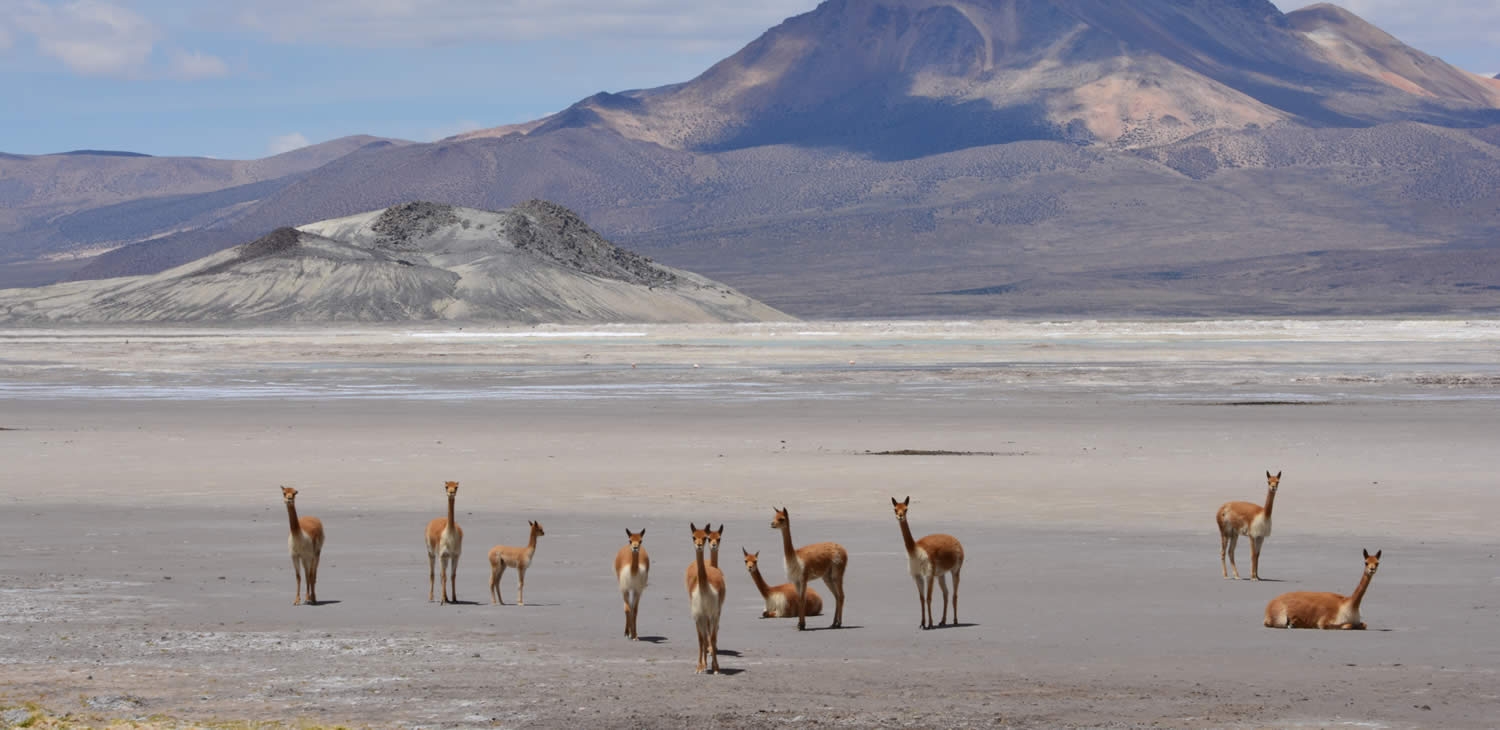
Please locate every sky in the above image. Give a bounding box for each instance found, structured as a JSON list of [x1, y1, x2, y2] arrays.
[[1, 0, 1498, 160]]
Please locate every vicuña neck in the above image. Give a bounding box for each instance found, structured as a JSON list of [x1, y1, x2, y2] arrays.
[[527, 529, 539, 551], [1347, 570, 1375, 612], [446, 495, 456, 530], [779, 522, 796, 562], [694, 546, 709, 586], [1263, 487, 1277, 519], [898, 518, 917, 555], [710, 546, 719, 568], [630, 548, 641, 574], [286, 502, 301, 536], [748, 564, 773, 598]]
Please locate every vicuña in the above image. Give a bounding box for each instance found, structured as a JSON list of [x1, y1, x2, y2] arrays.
[[1264, 549, 1382, 630], [770, 507, 848, 630], [743, 547, 822, 618], [686, 522, 726, 674], [425, 480, 464, 604], [489, 520, 545, 606], [281, 486, 325, 606], [614, 528, 650, 640], [892, 496, 964, 629], [1217, 470, 1282, 580]]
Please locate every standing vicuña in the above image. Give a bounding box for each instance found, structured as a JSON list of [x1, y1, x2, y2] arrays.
[[684, 524, 726, 602], [743, 548, 822, 618], [686, 523, 726, 674], [489, 520, 545, 605], [615, 529, 650, 640], [281, 486, 325, 606], [1217, 470, 1282, 580], [1265, 550, 1382, 629], [425, 480, 463, 604], [892, 497, 964, 629], [770, 507, 848, 630]]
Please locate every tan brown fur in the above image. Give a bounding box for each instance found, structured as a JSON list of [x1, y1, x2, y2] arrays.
[[281, 486, 325, 606], [1265, 550, 1382, 629], [1217, 470, 1281, 580], [614, 529, 650, 640], [685, 523, 726, 674], [684, 524, 726, 601], [770, 507, 848, 630], [892, 497, 964, 629], [743, 548, 822, 618], [425, 481, 463, 604], [488, 520, 545, 605]]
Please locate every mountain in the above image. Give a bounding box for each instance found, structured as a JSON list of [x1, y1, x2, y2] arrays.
[[0, 135, 413, 286], [4, 1, 1500, 318], [457, 0, 1499, 156], [0, 201, 790, 324]]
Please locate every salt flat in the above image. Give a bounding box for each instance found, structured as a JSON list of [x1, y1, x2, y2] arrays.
[[2, 321, 1498, 728]]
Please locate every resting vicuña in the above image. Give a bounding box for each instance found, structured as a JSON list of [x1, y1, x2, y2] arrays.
[[743, 548, 821, 618], [1265, 549, 1382, 630]]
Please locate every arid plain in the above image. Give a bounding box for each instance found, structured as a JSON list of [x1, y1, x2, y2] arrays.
[[2, 320, 1499, 728]]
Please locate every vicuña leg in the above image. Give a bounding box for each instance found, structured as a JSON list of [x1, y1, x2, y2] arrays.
[[1226, 534, 1241, 579], [491, 563, 506, 604], [1250, 537, 1265, 581], [449, 559, 458, 604], [912, 574, 926, 628], [517, 567, 527, 606], [291, 557, 304, 605], [951, 566, 961, 624], [1219, 532, 1230, 578], [428, 555, 436, 602], [936, 574, 951, 626], [826, 566, 846, 629], [307, 555, 320, 604], [796, 579, 810, 631]]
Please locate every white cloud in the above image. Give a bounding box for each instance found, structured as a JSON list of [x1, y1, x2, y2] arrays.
[[12, 0, 158, 77], [224, 0, 816, 47], [268, 132, 311, 155], [167, 48, 227, 79]]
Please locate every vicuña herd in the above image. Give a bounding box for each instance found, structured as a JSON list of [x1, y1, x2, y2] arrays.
[[281, 471, 1383, 674]]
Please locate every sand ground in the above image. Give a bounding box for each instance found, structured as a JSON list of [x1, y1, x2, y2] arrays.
[[2, 322, 1498, 728]]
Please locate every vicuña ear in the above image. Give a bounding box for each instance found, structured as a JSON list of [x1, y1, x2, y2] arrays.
[[1275, 471, 1282, 478], [626, 529, 632, 538], [718, 525, 725, 536], [742, 547, 750, 556], [690, 522, 698, 531], [639, 528, 645, 537], [903, 496, 911, 505], [1374, 550, 1381, 559], [1267, 470, 1273, 478], [1363, 549, 1369, 558], [891, 497, 899, 506]]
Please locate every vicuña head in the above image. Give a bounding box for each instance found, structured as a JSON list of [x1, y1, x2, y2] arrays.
[[444, 480, 460, 497], [1362, 548, 1381, 575], [282, 485, 299, 504], [691, 522, 711, 550], [742, 547, 759, 572], [626, 528, 645, 551], [529, 520, 546, 537], [770, 507, 789, 530], [1266, 470, 1281, 491], [892, 495, 910, 521]]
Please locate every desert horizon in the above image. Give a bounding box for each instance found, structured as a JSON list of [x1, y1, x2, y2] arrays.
[[3, 319, 1498, 728]]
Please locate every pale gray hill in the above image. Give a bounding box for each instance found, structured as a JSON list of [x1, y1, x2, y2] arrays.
[[0, 202, 790, 324]]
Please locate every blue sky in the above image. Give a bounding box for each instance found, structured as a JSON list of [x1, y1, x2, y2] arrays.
[[2, 0, 1497, 160]]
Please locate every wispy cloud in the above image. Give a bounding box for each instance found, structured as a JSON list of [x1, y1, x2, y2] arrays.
[[12, 0, 158, 77], [268, 132, 310, 155], [225, 0, 815, 47], [167, 48, 227, 79]]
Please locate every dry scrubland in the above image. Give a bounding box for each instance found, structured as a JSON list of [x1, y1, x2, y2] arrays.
[[2, 321, 1499, 728]]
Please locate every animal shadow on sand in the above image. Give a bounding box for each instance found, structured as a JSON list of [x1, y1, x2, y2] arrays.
[[924, 621, 977, 630], [633, 636, 668, 644], [440, 600, 483, 606], [800, 624, 863, 632], [301, 600, 342, 607]]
